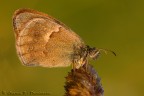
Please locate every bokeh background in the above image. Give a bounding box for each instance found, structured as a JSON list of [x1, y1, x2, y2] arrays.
[[0, 0, 144, 96]]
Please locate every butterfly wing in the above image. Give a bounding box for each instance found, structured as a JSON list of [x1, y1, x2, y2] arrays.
[[13, 9, 84, 67]]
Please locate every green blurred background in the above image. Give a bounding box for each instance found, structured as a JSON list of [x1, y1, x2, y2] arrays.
[[0, 0, 144, 96]]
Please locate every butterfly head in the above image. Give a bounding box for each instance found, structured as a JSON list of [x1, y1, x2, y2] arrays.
[[73, 45, 116, 69]]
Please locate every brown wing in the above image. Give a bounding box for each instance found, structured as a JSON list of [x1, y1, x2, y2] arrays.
[[13, 9, 84, 67]]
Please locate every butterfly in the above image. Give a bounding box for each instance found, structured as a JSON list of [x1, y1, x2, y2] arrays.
[[13, 8, 116, 69]]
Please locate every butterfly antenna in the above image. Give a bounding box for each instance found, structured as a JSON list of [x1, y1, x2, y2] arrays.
[[98, 48, 116, 56]]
